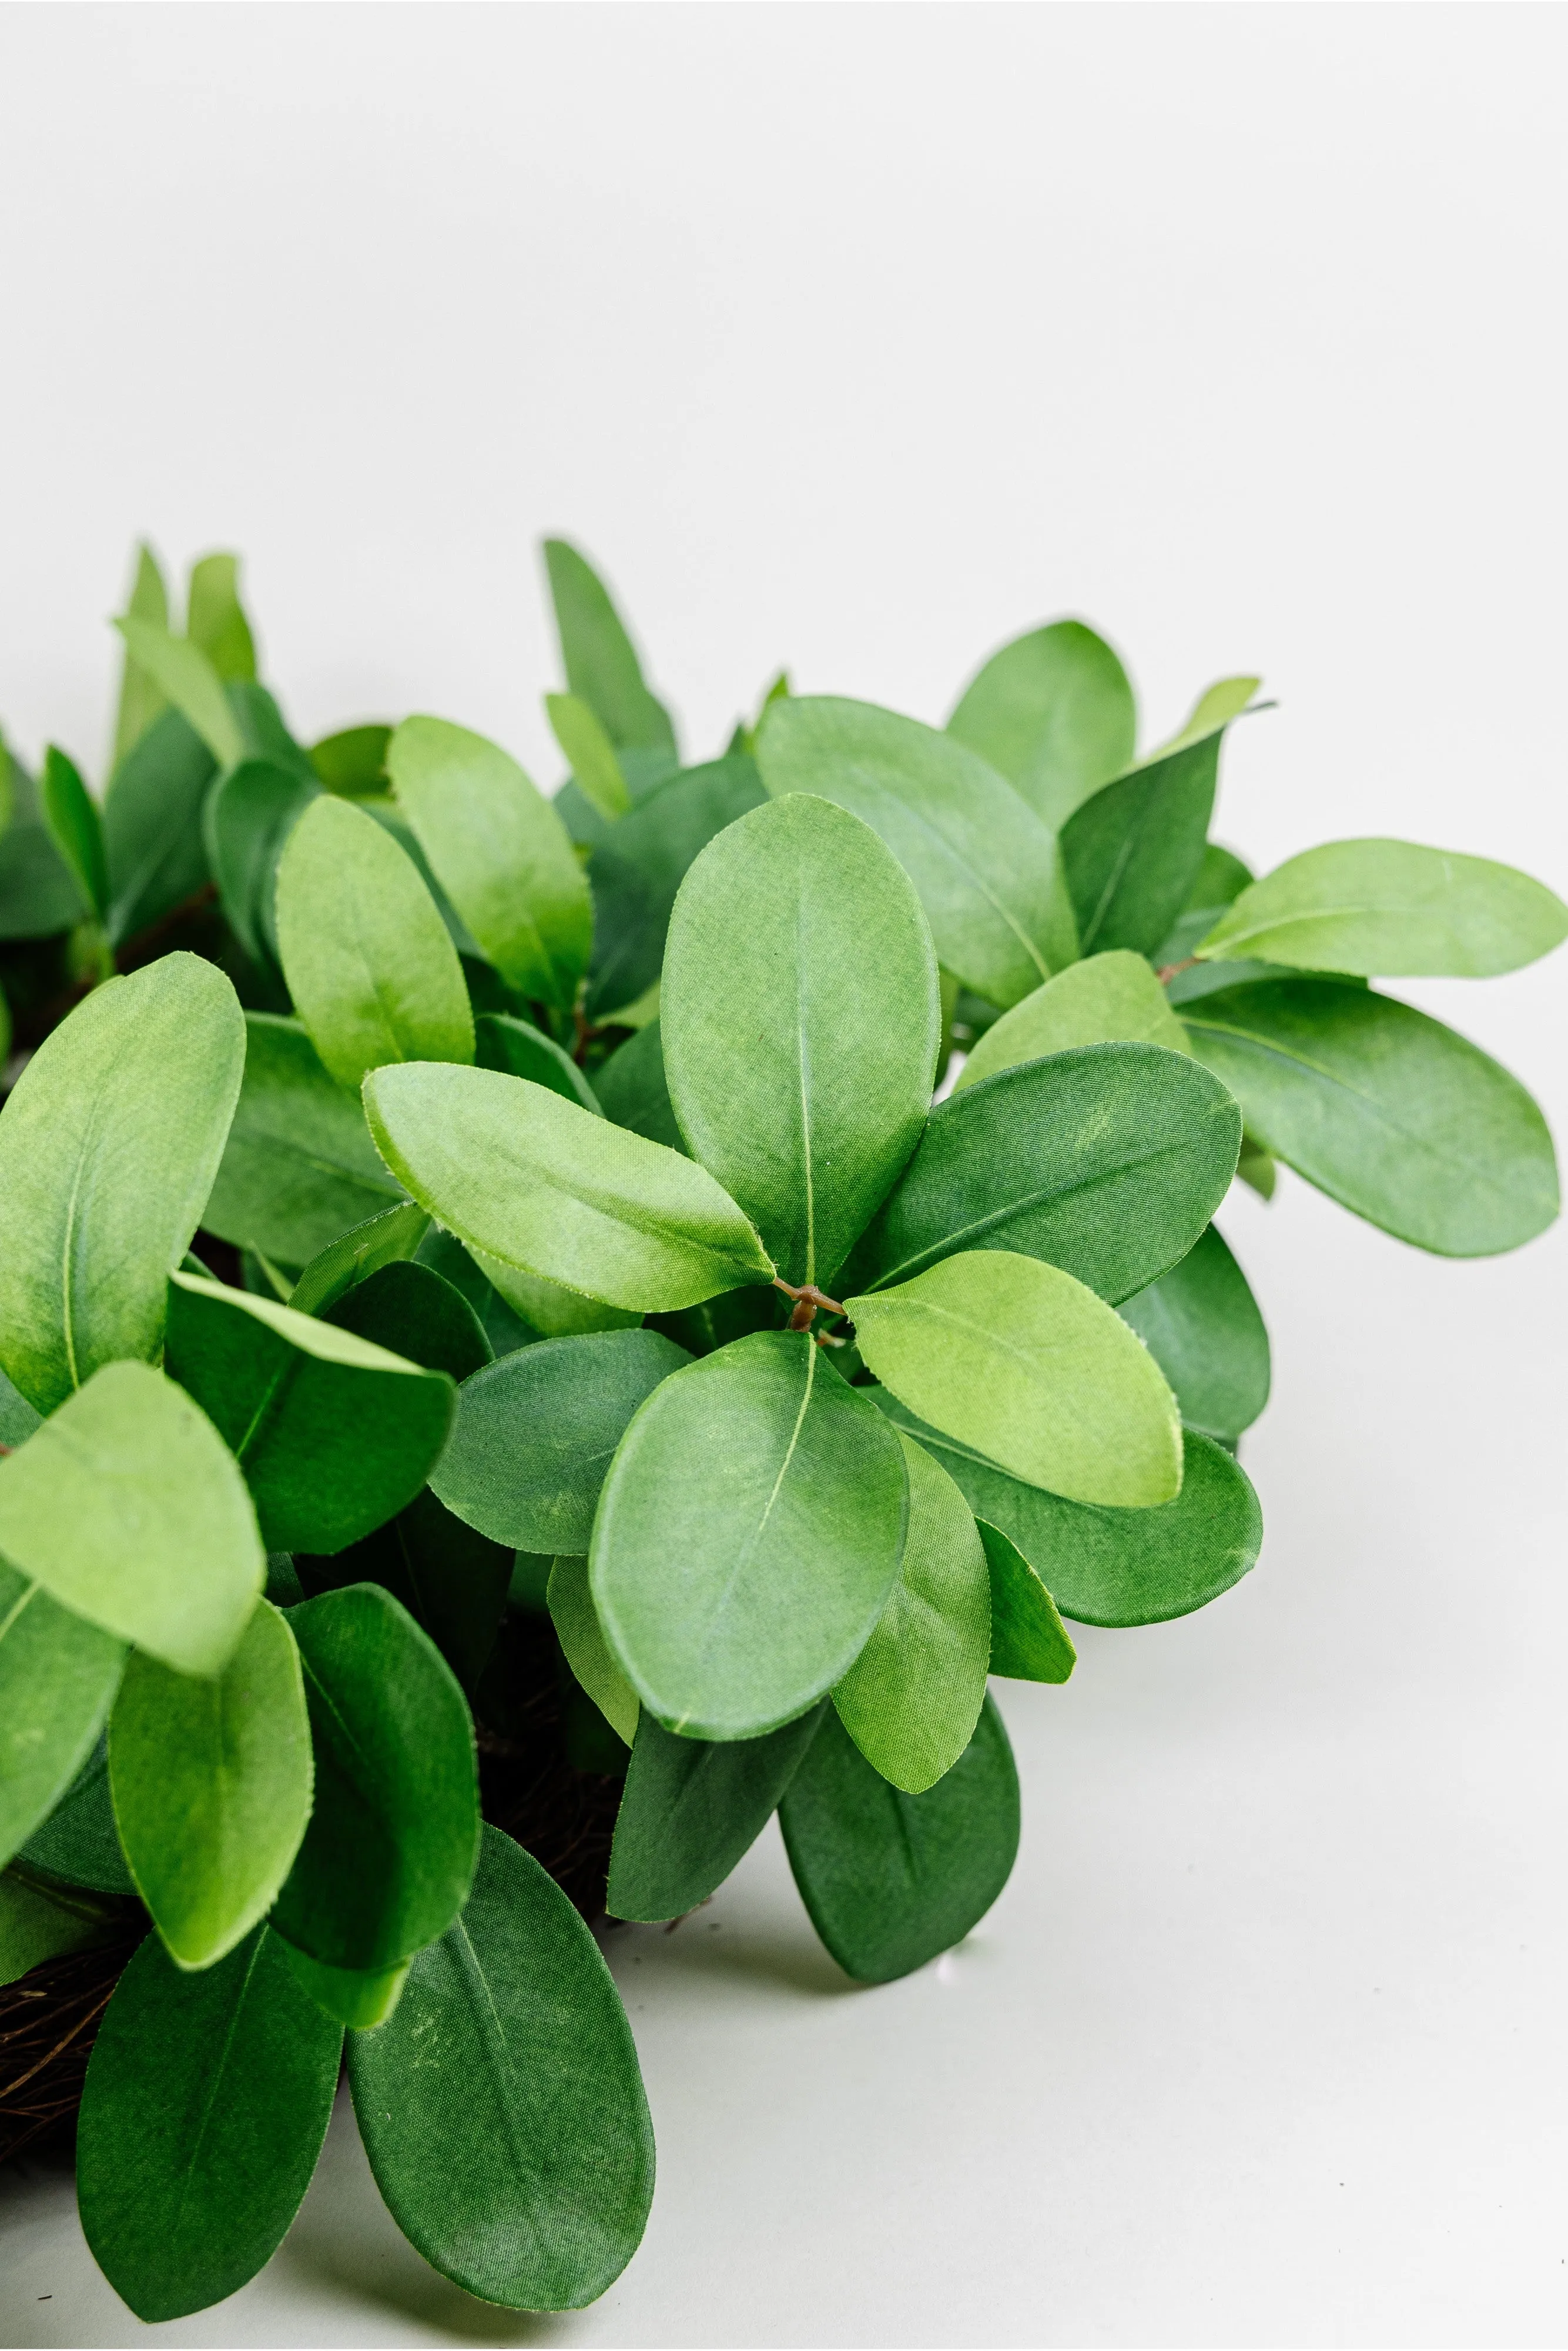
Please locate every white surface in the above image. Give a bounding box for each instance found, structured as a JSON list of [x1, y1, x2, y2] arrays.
[[1, 6, 1565, 2346]]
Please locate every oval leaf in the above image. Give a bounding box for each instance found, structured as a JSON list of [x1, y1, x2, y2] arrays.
[[365, 1060, 775, 1312], [0, 953, 245, 1412], [0, 1562, 125, 1871], [607, 1704, 825, 1924], [946, 618, 1136, 829], [1118, 1223, 1270, 1444], [548, 1554, 639, 1747], [978, 1521, 1076, 1683], [288, 1198, 431, 1318], [954, 950, 1190, 1091], [849, 1248, 1182, 1508], [591, 1329, 907, 1739]]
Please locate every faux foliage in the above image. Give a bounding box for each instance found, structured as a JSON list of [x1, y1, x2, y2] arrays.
[[0, 537, 1560, 2322]]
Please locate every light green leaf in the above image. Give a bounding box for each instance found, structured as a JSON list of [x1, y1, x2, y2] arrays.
[[78, 1924, 342, 2323], [112, 542, 172, 766], [289, 1198, 431, 1318], [203, 1013, 406, 1267], [165, 1271, 454, 1555], [779, 1697, 1019, 1983], [433, 1329, 689, 1553], [591, 1329, 907, 1739], [756, 695, 1077, 1008], [876, 1394, 1262, 1627], [955, 950, 1191, 1090], [0, 1866, 124, 1988], [849, 1248, 1182, 1507], [947, 618, 1136, 828], [977, 1520, 1076, 1682], [387, 716, 591, 1009], [476, 1010, 601, 1113], [606, 1705, 825, 1923], [279, 1941, 409, 2030], [543, 537, 676, 754], [310, 724, 393, 796], [548, 1554, 639, 1747], [1181, 977, 1559, 1256], [18, 1737, 134, 1892], [1154, 674, 1261, 756], [1118, 1223, 1270, 1443], [114, 616, 243, 769], [0, 1560, 125, 1870], [271, 1584, 478, 1971], [663, 794, 940, 1288], [349, 1823, 655, 2310], [545, 691, 630, 821], [832, 1431, 990, 1794], [365, 1061, 774, 1313], [849, 1042, 1241, 1307], [1195, 838, 1568, 977], [275, 794, 474, 1090], [185, 552, 257, 683], [40, 746, 109, 918], [0, 1364, 264, 1677], [1061, 729, 1227, 957], [108, 1600, 311, 1968], [0, 953, 245, 1413], [1150, 839, 1255, 967], [475, 1254, 643, 1336]]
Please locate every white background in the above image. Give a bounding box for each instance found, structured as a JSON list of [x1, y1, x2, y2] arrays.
[[1, 6, 1565, 2346]]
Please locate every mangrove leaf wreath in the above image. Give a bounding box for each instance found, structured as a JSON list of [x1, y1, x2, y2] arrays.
[[0, 543, 1562, 2320]]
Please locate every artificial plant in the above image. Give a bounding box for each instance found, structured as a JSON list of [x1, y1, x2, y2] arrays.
[[0, 541, 1560, 2321]]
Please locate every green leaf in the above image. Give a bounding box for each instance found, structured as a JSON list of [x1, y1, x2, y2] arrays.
[[594, 1016, 685, 1151], [591, 1329, 907, 1739], [0, 1560, 125, 1870], [849, 1043, 1241, 1307], [0, 1364, 263, 1676], [288, 1198, 431, 1318], [849, 1248, 1181, 1506], [1118, 1223, 1270, 1443], [0, 742, 89, 939], [39, 746, 108, 919], [0, 1867, 125, 1988], [1154, 675, 1261, 755], [779, 1697, 1019, 1983], [876, 1394, 1262, 1626], [274, 795, 475, 1089], [18, 1739, 135, 1892], [955, 950, 1191, 1090], [102, 711, 217, 946], [349, 1822, 654, 2310], [831, 1430, 990, 1794], [476, 1256, 644, 1337], [112, 542, 172, 766], [548, 1554, 639, 1747], [1195, 838, 1568, 977], [607, 1704, 825, 1923], [78, 1924, 342, 2323], [296, 1491, 511, 1700], [978, 1521, 1076, 1682], [204, 1012, 406, 1267], [1060, 730, 1226, 957], [756, 695, 1077, 1007], [544, 537, 676, 754], [946, 619, 1136, 828], [433, 1328, 689, 1553], [387, 716, 591, 1010], [662, 794, 940, 1288], [0, 953, 245, 1413], [326, 1256, 491, 1379], [203, 755, 319, 972], [185, 552, 257, 683], [114, 616, 244, 769], [413, 1227, 539, 1357], [475, 1009, 602, 1113], [271, 1584, 478, 1971], [545, 691, 630, 821], [1150, 839, 1255, 967], [164, 1271, 454, 1555], [1181, 977, 1560, 1255], [108, 1601, 311, 1968], [365, 1061, 775, 1312], [585, 752, 767, 1019], [279, 1941, 409, 2030], [310, 724, 393, 795]]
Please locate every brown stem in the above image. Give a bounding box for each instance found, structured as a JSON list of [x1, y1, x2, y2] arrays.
[[773, 1277, 846, 1331], [1156, 956, 1198, 984]]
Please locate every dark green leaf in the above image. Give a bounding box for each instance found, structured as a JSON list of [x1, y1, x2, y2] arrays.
[[203, 756, 319, 972], [326, 1257, 491, 1380], [0, 742, 89, 938], [349, 1823, 654, 2310], [40, 746, 108, 918], [1118, 1223, 1270, 1443], [433, 1329, 689, 1553], [279, 1941, 409, 2030], [476, 1010, 602, 1113], [78, 1924, 341, 2322], [413, 1225, 539, 1357], [296, 1491, 511, 1698], [850, 1042, 1241, 1305], [662, 793, 940, 1288], [289, 1198, 431, 1318], [544, 537, 676, 753], [946, 619, 1136, 828], [102, 710, 216, 946], [18, 1738, 136, 1893], [586, 752, 766, 1019], [548, 1554, 638, 1746], [1181, 978, 1560, 1255], [271, 1584, 478, 1971], [594, 1017, 685, 1151], [608, 1704, 825, 1921], [0, 1559, 124, 1870], [779, 1697, 1019, 1983], [165, 1271, 454, 1554], [979, 1521, 1076, 1682], [1060, 731, 1225, 956], [591, 1329, 906, 1739], [0, 1867, 126, 1988]]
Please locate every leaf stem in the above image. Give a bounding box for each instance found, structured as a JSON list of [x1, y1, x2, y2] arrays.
[[772, 1277, 845, 1331]]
